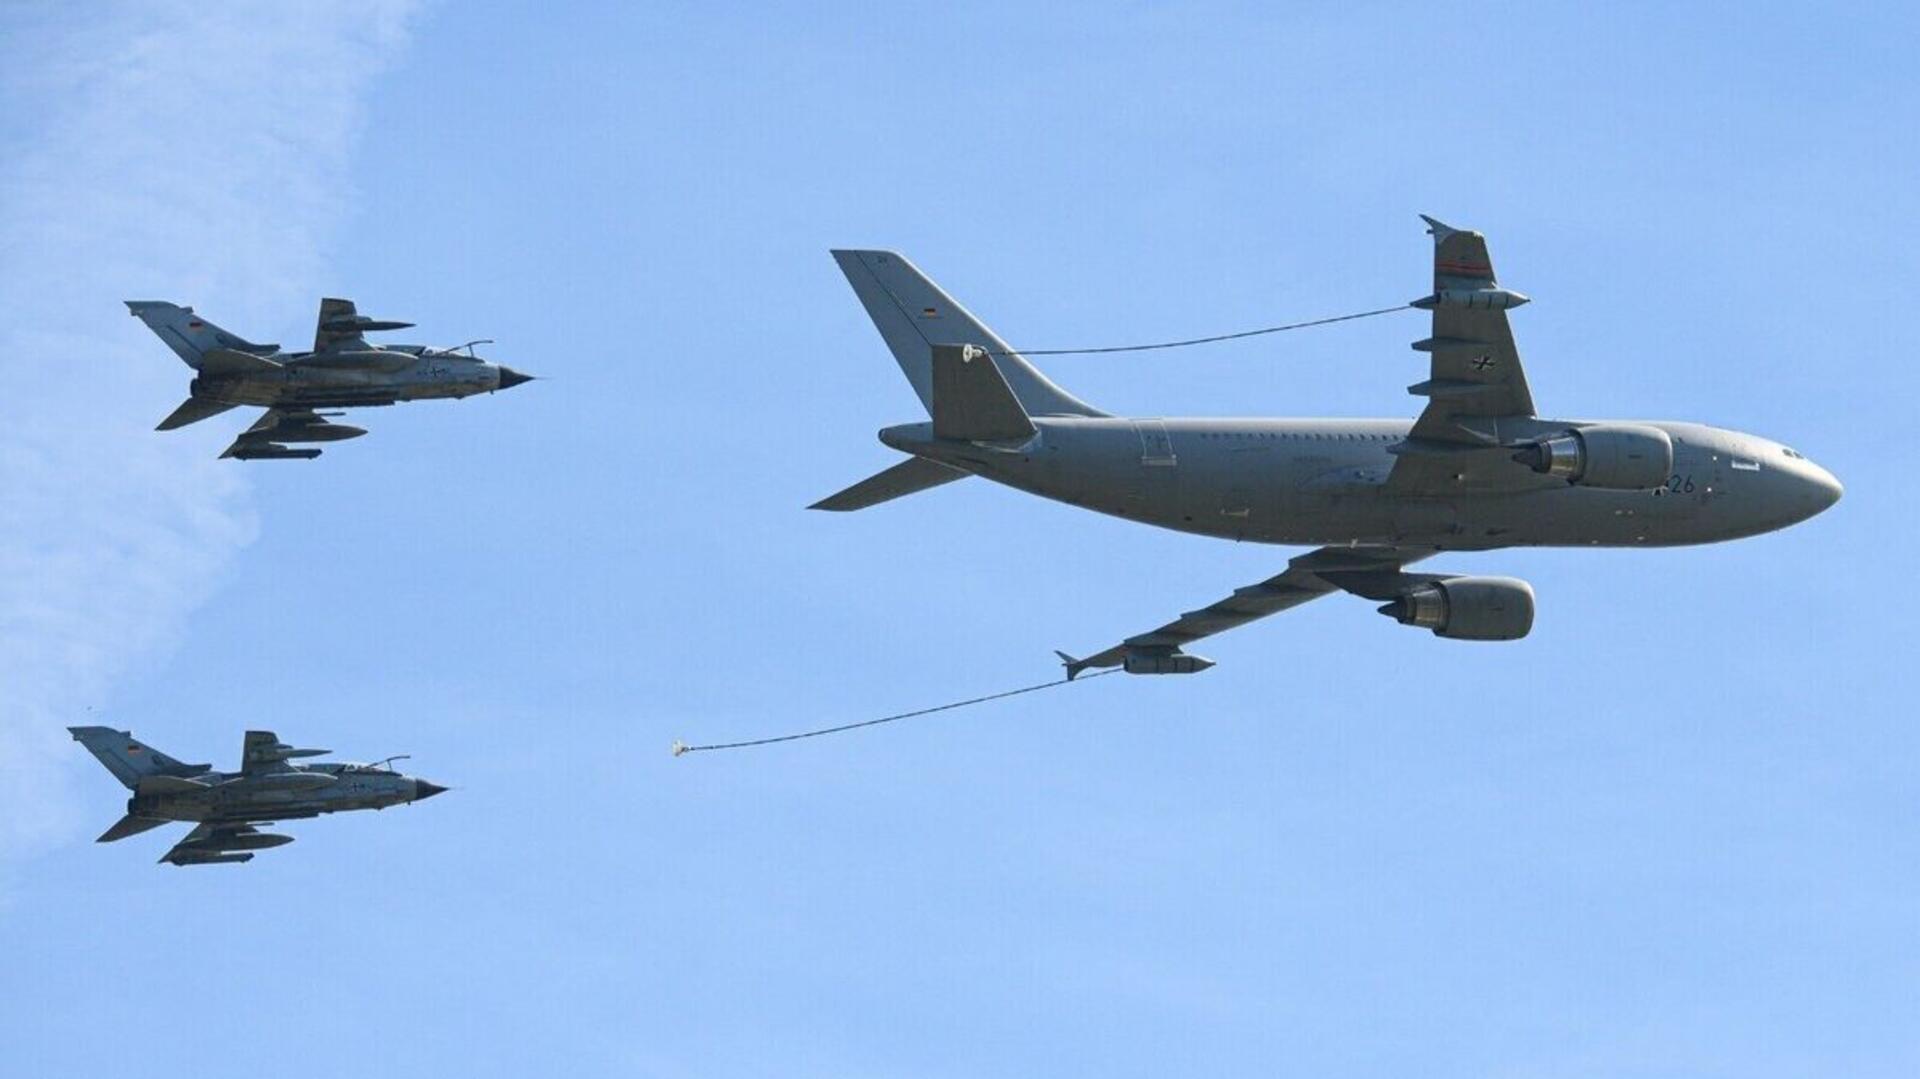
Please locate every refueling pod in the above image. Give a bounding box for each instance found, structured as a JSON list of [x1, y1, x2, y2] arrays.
[[1511, 424, 1673, 490], [1413, 286, 1531, 311], [1378, 577, 1535, 640], [1122, 648, 1215, 675]]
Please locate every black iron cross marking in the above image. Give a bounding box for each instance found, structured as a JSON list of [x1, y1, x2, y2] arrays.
[[1470, 355, 1496, 371]]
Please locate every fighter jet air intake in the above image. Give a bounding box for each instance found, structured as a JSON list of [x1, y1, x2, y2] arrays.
[[69, 726, 446, 866], [126, 297, 534, 459], [816, 217, 1842, 679]]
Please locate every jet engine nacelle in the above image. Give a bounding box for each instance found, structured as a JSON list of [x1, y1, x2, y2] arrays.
[[1378, 577, 1535, 641], [1511, 424, 1673, 490]]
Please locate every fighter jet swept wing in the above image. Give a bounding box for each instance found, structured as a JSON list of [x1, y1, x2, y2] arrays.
[[1058, 545, 1434, 678], [220, 408, 366, 460], [160, 822, 293, 866], [314, 297, 413, 353], [241, 730, 330, 774]]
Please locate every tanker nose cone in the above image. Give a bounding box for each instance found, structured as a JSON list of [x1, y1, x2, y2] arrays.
[[413, 779, 448, 801], [497, 366, 533, 390], [1811, 467, 1843, 511]]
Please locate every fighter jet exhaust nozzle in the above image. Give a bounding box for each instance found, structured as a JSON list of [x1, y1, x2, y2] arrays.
[[1378, 577, 1535, 641], [1510, 424, 1673, 490]]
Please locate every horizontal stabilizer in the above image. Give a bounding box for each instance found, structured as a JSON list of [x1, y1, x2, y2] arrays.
[[931, 344, 1034, 441], [97, 814, 170, 843], [156, 396, 239, 431], [200, 348, 284, 376], [810, 456, 968, 511]]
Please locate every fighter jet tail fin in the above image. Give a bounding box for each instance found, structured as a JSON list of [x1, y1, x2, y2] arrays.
[[809, 456, 968, 511], [124, 301, 277, 368], [68, 726, 210, 790], [96, 814, 170, 843], [830, 250, 1105, 419]]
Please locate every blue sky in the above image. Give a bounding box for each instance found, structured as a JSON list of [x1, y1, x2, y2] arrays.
[[3, 3, 1915, 1076]]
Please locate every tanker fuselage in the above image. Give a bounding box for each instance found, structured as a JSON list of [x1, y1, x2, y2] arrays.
[[882, 415, 1842, 552]]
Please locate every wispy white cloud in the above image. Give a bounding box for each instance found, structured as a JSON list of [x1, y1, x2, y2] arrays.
[[0, 1, 420, 862]]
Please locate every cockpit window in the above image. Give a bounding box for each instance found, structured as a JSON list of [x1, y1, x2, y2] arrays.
[[1781, 447, 1805, 460]]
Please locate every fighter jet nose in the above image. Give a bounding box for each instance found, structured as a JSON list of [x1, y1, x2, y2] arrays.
[[413, 779, 448, 801], [496, 366, 533, 390]]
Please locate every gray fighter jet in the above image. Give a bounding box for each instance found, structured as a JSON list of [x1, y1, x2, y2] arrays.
[[126, 297, 533, 459], [818, 217, 1843, 677], [69, 726, 446, 865]]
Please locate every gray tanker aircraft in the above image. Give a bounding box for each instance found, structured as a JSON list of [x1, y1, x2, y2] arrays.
[[816, 217, 1841, 678], [70, 726, 446, 865], [126, 298, 533, 459]]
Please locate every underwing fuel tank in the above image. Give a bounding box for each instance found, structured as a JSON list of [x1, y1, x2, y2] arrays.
[[164, 850, 254, 866], [193, 833, 295, 853], [278, 423, 367, 443], [229, 445, 322, 461]]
